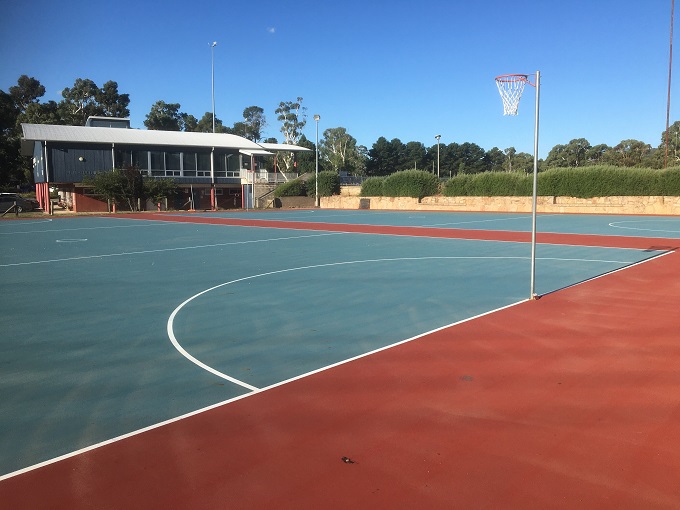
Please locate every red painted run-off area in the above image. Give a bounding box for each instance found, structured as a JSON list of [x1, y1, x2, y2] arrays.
[[2, 215, 680, 509]]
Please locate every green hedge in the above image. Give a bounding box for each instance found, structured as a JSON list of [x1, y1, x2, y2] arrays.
[[274, 178, 307, 197], [307, 171, 341, 197], [442, 166, 680, 198], [443, 172, 532, 197], [382, 170, 439, 199], [359, 167, 680, 198], [360, 177, 385, 196]]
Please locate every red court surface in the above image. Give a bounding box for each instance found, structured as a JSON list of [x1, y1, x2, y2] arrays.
[[1, 218, 679, 509]]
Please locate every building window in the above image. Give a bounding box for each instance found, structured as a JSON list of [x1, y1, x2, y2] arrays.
[[114, 148, 132, 168], [150, 151, 164, 171], [166, 152, 181, 171], [132, 150, 149, 171], [197, 152, 210, 177], [183, 152, 196, 170]]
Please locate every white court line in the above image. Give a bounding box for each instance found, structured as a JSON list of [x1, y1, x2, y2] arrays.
[[167, 254, 644, 383], [0, 232, 344, 268], [0, 297, 529, 482], [609, 219, 680, 234], [1, 250, 672, 482], [0, 222, 171, 235], [0, 218, 53, 227]]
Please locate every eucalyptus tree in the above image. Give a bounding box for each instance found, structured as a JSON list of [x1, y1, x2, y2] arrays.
[[8, 75, 45, 112], [320, 127, 360, 173], [609, 139, 652, 167], [658, 120, 680, 166], [195, 112, 228, 133], [2, 76, 51, 186], [241, 106, 267, 142], [275, 97, 307, 171], [59, 78, 129, 125], [144, 101, 186, 131], [544, 138, 592, 168]]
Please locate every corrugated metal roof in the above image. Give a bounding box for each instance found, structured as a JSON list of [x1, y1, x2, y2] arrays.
[[240, 149, 274, 156], [260, 142, 312, 152], [21, 124, 314, 156], [21, 123, 263, 152]]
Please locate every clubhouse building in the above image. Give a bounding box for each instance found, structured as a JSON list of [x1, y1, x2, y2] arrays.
[[21, 117, 310, 212]]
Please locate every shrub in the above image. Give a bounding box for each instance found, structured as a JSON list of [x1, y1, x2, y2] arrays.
[[307, 171, 341, 197], [274, 178, 307, 197], [382, 170, 439, 198], [443, 167, 680, 198], [360, 177, 385, 196]]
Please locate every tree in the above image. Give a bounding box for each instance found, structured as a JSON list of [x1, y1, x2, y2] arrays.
[[144, 101, 185, 131], [228, 121, 247, 138], [8, 75, 45, 112], [545, 138, 592, 168], [144, 177, 177, 205], [2, 76, 49, 188], [367, 137, 403, 176], [484, 147, 506, 172], [97, 81, 130, 118], [609, 139, 651, 167], [241, 106, 266, 142], [586, 144, 610, 165], [85, 166, 147, 211], [181, 113, 198, 132], [503, 147, 517, 172], [275, 97, 307, 171], [658, 120, 680, 166], [276, 97, 307, 145], [320, 127, 360, 173], [58, 78, 130, 125], [403, 141, 427, 171], [194, 112, 228, 133], [293, 135, 316, 174]]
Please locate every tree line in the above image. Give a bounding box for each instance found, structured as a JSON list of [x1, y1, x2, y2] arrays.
[[2, 74, 679, 190]]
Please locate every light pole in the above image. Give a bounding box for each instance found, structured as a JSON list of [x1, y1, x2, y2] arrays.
[[435, 134, 441, 178], [209, 41, 217, 210], [314, 114, 320, 207], [210, 41, 217, 133]]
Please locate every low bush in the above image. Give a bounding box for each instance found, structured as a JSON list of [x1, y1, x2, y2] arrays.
[[360, 177, 385, 196], [307, 171, 341, 197], [442, 166, 680, 198], [274, 178, 307, 197], [382, 170, 439, 198]]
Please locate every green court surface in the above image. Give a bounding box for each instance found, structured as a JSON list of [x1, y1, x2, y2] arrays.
[[0, 213, 673, 477]]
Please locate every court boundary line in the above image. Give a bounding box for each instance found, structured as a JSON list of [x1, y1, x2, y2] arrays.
[[167, 253, 659, 384], [2, 249, 672, 482], [0, 297, 528, 482], [0, 232, 345, 268]]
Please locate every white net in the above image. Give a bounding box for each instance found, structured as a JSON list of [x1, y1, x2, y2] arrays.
[[495, 75, 528, 116]]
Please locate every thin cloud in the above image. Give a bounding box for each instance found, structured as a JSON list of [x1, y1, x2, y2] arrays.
[[266, 27, 276, 34]]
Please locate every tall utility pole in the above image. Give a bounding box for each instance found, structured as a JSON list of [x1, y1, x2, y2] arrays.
[[211, 41, 217, 133], [435, 134, 441, 178], [314, 114, 320, 207], [666, 0, 675, 168]]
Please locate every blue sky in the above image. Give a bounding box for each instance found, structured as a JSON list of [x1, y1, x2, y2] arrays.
[[1, 0, 676, 157]]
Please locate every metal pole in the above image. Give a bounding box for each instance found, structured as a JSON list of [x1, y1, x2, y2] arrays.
[[666, 0, 675, 168], [530, 70, 541, 299], [314, 114, 320, 207], [211, 42, 217, 134], [435, 134, 441, 178]]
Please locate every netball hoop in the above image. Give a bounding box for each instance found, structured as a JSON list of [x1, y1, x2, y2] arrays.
[[495, 74, 535, 115], [495, 71, 541, 300]]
